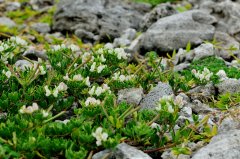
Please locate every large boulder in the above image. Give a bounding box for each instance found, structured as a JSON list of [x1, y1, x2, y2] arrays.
[[140, 82, 173, 110], [140, 10, 216, 52], [192, 116, 240, 159], [53, 0, 149, 42]]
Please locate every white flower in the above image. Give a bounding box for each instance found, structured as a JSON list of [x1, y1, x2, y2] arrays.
[[63, 74, 70, 81], [119, 75, 126, 82], [57, 82, 68, 92], [2, 70, 11, 78], [42, 110, 49, 118], [32, 103, 39, 111], [85, 97, 101, 106], [97, 64, 106, 73], [44, 86, 51, 97], [52, 44, 66, 51], [85, 77, 91, 87], [74, 63, 78, 68], [19, 103, 39, 114], [10, 36, 27, 46], [82, 52, 92, 63], [55, 119, 70, 125], [114, 48, 129, 60], [95, 87, 104, 96], [216, 70, 228, 80], [102, 84, 110, 91], [161, 95, 173, 101], [73, 74, 83, 81], [174, 95, 186, 108], [100, 54, 106, 62], [150, 122, 161, 129], [167, 102, 174, 113], [92, 127, 108, 146], [104, 43, 113, 49], [39, 66, 46, 75], [192, 68, 213, 82], [90, 62, 96, 72], [156, 103, 162, 111], [53, 89, 59, 97], [89, 86, 96, 95], [68, 44, 79, 52]]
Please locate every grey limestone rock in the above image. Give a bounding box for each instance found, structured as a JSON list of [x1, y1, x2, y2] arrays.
[[53, 0, 145, 41], [117, 87, 144, 106], [140, 82, 173, 110], [141, 10, 216, 52], [193, 43, 215, 61], [31, 23, 51, 34], [214, 32, 240, 60], [216, 78, 240, 94], [141, 3, 177, 31], [0, 17, 16, 27], [92, 143, 152, 159], [192, 128, 240, 159]]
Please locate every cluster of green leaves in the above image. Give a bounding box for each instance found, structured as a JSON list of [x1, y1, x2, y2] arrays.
[[0, 38, 217, 158], [212, 92, 240, 110]]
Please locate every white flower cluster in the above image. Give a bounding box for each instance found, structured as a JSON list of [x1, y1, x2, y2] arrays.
[[63, 74, 91, 87], [92, 127, 108, 146], [0, 42, 13, 64], [156, 95, 187, 113], [174, 95, 186, 108], [216, 70, 228, 81], [55, 119, 70, 125], [97, 47, 130, 60], [44, 82, 68, 97], [90, 62, 107, 73], [112, 72, 135, 82], [0, 42, 10, 52], [19, 103, 39, 114], [52, 44, 80, 52], [10, 36, 27, 46], [88, 84, 111, 96], [2, 70, 11, 79], [192, 68, 213, 82], [85, 97, 101, 106]]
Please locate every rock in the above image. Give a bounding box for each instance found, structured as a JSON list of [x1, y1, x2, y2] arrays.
[[141, 10, 216, 52], [126, 34, 143, 54], [216, 78, 240, 94], [193, 43, 215, 61], [23, 47, 48, 60], [115, 143, 152, 159], [187, 83, 216, 101], [15, 60, 33, 71], [92, 149, 112, 159], [53, 0, 144, 41], [6, 2, 21, 11], [190, 100, 214, 114], [75, 29, 95, 42], [0, 17, 16, 27], [140, 82, 173, 110], [113, 28, 137, 47], [214, 32, 240, 60], [192, 129, 240, 159], [161, 150, 190, 159], [30, 0, 54, 10], [141, 3, 177, 31], [117, 87, 144, 106], [92, 143, 152, 159], [218, 117, 240, 133], [174, 63, 190, 72], [31, 23, 51, 34]]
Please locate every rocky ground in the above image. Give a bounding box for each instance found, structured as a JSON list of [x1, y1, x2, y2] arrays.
[[0, 0, 240, 159]]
